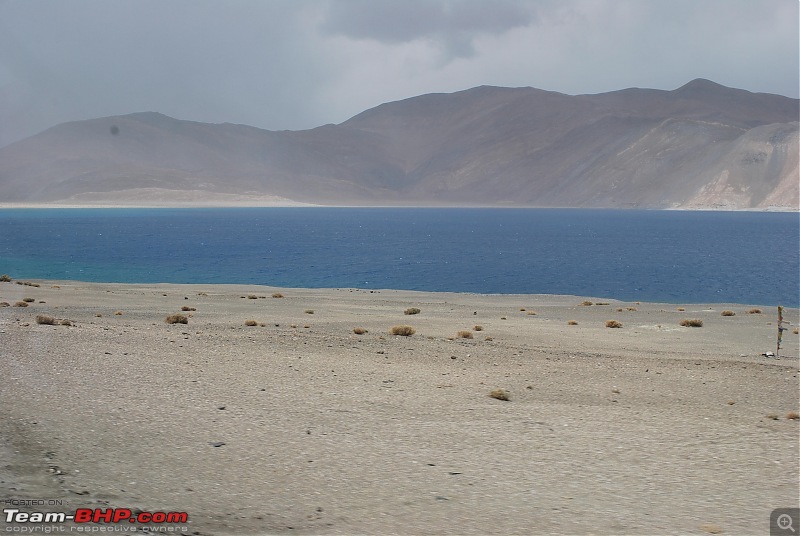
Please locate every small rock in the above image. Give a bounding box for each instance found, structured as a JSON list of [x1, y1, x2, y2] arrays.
[[209, 441, 225, 448]]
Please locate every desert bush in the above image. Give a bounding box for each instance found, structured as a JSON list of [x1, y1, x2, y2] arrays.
[[627, 307, 638, 311], [581, 301, 593, 306], [13, 301, 28, 307], [182, 306, 197, 311], [36, 314, 56, 325], [596, 302, 610, 306], [22, 297, 34, 303], [605, 320, 623, 328], [680, 319, 704, 327], [114, 311, 123, 316], [247, 295, 258, 300], [165, 314, 188, 325], [526, 311, 537, 315], [484, 336, 493, 341], [458, 330, 473, 339], [272, 293, 284, 298], [721, 310, 736, 317], [244, 320, 258, 326], [0, 302, 9, 307], [567, 320, 578, 325], [0, 274, 11, 282], [473, 325, 483, 331], [677, 307, 685, 312], [489, 388, 510, 401], [390, 325, 415, 336], [353, 327, 368, 335], [304, 309, 314, 314], [60, 319, 73, 326], [747, 308, 762, 314], [404, 307, 421, 315], [786, 411, 799, 420]]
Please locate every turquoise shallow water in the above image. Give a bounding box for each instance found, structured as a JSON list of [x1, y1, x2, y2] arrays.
[[0, 207, 797, 306]]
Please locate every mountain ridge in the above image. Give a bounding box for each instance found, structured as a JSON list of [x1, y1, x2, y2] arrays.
[[0, 79, 797, 209]]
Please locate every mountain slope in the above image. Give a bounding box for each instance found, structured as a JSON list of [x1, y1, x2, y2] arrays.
[[0, 79, 797, 209]]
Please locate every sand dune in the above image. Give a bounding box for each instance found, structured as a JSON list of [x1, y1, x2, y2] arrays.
[[1, 280, 798, 534]]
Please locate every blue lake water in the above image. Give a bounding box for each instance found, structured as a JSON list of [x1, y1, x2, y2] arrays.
[[0, 207, 797, 306]]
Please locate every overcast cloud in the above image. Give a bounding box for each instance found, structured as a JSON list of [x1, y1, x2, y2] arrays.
[[0, 0, 797, 147]]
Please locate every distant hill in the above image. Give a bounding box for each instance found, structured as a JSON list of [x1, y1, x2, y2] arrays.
[[0, 79, 797, 209]]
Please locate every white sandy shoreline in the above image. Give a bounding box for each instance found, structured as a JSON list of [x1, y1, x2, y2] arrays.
[[1, 279, 798, 535]]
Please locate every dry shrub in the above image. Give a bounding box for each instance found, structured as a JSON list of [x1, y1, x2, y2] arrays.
[[680, 319, 704, 327], [526, 311, 537, 315], [181, 306, 196, 311], [22, 297, 35, 303], [596, 302, 610, 306], [721, 310, 735, 317], [271, 293, 284, 298], [247, 295, 258, 300], [244, 320, 258, 326], [581, 301, 593, 306], [305, 309, 314, 314], [60, 319, 73, 326], [787, 411, 800, 420], [165, 314, 188, 325], [404, 307, 421, 315], [0, 274, 11, 282], [36, 314, 56, 325], [627, 307, 638, 311], [747, 308, 762, 314], [197, 292, 208, 296], [567, 320, 578, 325], [114, 311, 123, 316], [766, 414, 779, 420], [605, 320, 623, 328], [390, 325, 415, 336], [794, 328, 799, 335], [353, 327, 368, 335], [13, 301, 28, 307], [0, 302, 9, 307], [473, 325, 483, 331], [519, 307, 526, 311], [458, 330, 473, 339], [489, 388, 510, 401], [677, 307, 685, 312], [484, 336, 493, 341]]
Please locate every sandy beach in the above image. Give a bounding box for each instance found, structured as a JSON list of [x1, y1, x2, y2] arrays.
[[1, 279, 798, 535]]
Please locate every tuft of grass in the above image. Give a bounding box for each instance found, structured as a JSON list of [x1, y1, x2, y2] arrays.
[[22, 297, 35, 303], [390, 325, 415, 336], [567, 320, 578, 325], [605, 320, 623, 328], [271, 293, 284, 298], [489, 388, 510, 401], [304, 309, 314, 314], [13, 301, 28, 307], [581, 301, 593, 306], [165, 314, 188, 325], [677, 307, 685, 312], [473, 325, 483, 331], [458, 330, 473, 339], [747, 308, 762, 314], [181, 306, 196, 311], [36, 314, 57, 325], [721, 310, 735, 317], [526, 311, 537, 316], [244, 320, 258, 326], [0, 274, 11, 282], [114, 311, 123, 316], [786, 411, 800, 420], [247, 295, 258, 300], [353, 327, 368, 335], [404, 307, 421, 315], [680, 318, 704, 327]]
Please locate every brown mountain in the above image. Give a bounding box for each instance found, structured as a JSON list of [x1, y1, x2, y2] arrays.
[[0, 79, 797, 209]]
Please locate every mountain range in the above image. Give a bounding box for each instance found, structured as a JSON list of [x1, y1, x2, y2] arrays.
[[0, 78, 797, 209]]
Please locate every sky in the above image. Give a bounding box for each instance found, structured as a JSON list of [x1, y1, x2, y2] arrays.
[[0, 0, 798, 147]]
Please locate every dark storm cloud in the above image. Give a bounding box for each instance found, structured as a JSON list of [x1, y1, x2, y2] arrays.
[[319, 0, 536, 58]]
